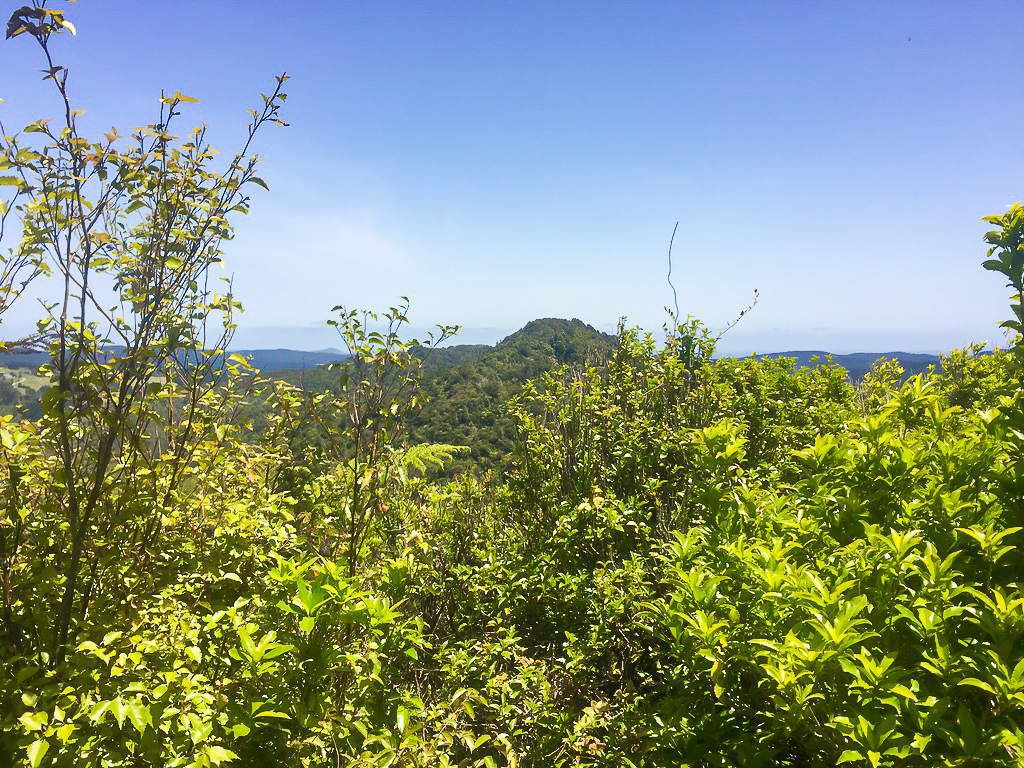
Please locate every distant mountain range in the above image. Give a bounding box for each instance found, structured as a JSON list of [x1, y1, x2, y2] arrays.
[[752, 350, 941, 380], [231, 348, 349, 370], [0, 326, 947, 380], [0, 347, 351, 372], [238, 339, 945, 380]]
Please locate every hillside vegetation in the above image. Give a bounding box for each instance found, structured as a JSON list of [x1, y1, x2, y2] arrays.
[[2, 7, 1024, 767], [250, 325, 948, 479], [0, 328, 947, 477], [260, 318, 616, 476]]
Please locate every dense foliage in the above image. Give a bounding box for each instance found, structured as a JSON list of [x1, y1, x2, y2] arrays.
[[2, 5, 1024, 766], [251, 324, 943, 481], [258, 317, 616, 477]]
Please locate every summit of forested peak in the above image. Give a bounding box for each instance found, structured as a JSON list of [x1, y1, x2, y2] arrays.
[[495, 318, 616, 364], [498, 317, 612, 346]]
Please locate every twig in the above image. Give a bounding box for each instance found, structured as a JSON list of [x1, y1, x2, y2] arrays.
[[717, 288, 759, 339], [666, 221, 680, 322]]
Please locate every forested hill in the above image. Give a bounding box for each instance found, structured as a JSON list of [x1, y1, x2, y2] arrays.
[[0, 322, 954, 479], [258, 320, 956, 477], [267, 318, 616, 474], [408, 318, 617, 471], [0, 323, 951, 478]]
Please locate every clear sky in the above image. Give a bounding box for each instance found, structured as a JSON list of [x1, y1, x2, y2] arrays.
[[1, 1, 1021, 354]]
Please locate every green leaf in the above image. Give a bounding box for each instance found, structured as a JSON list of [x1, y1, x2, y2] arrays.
[[90, 699, 113, 724], [960, 677, 996, 695], [112, 697, 128, 729], [19, 711, 47, 731], [249, 177, 269, 191], [102, 631, 123, 646], [260, 643, 293, 660], [26, 739, 49, 768], [208, 745, 239, 764], [253, 709, 289, 720], [126, 701, 152, 734], [0, 176, 20, 187], [237, 626, 256, 659]]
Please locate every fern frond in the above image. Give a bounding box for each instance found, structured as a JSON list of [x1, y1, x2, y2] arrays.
[[396, 443, 469, 475]]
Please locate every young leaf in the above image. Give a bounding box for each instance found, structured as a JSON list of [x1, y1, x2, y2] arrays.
[[208, 746, 239, 765], [26, 740, 49, 768]]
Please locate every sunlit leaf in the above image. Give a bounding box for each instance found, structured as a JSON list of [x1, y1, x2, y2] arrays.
[[26, 740, 49, 768]]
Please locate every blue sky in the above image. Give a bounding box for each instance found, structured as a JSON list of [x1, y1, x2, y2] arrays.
[[1, 1, 1021, 353]]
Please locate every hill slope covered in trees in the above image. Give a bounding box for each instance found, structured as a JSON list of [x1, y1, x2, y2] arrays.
[[250, 324, 949, 478]]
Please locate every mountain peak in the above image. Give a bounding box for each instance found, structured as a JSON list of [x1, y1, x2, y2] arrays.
[[494, 318, 616, 366], [499, 317, 611, 345]]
